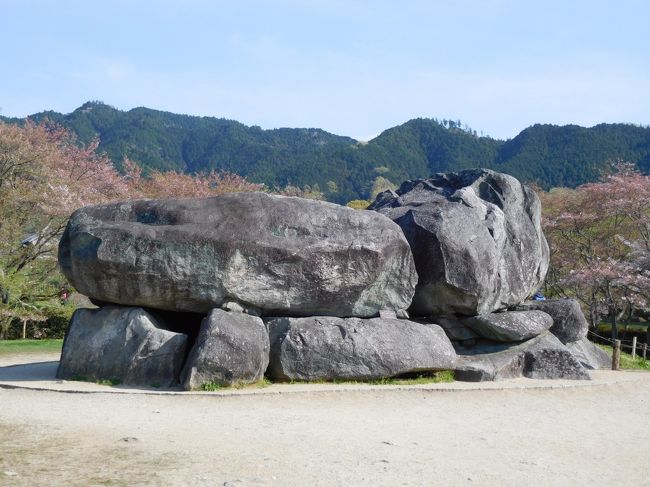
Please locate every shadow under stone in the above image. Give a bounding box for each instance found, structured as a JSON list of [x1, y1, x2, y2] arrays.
[[143, 308, 205, 361], [0, 361, 59, 382]]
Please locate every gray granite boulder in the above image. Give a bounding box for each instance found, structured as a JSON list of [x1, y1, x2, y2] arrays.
[[461, 310, 553, 342], [515, 299, 588, 343], [523, 334, 590, 380], [566, 337, 611, 369], [181, 309, 269, 390], [266, 316, 456, 381], [454, 344, 525, 382], [433, 317, 480, 342], [369, 169, 549, 316], [57, 306, 188, 387], [454, 332, 590, 381], [59, 192, 417, 318]]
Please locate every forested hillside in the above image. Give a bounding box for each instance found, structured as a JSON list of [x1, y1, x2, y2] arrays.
[[4, 101, 650, 203]]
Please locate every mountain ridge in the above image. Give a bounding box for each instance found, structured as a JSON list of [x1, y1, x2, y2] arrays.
[[3, 101, 649, 203]]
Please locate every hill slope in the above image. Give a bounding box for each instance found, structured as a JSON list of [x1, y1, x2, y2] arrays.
[[4, 102, 650, 203]]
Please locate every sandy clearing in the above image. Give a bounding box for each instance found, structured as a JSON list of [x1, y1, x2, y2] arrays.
[[1, 355, 649, 486]]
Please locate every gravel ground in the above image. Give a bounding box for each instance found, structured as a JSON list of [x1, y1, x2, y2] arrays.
[[1, 353, 649, 486]]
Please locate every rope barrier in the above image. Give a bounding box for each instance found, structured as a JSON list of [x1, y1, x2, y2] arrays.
[[587, 330, 649, 360], [587, 330, 616, 343], [614, 336, 635, 344], [587, 329, 642, 345]]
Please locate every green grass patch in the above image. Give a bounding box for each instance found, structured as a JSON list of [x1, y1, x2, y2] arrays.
[[0, 338, 63, 355], [201, 372, 454, 390], [199, 377, 273, 391], [367, 370, 455, 385], [597, 323, 649, 333], [248, 377, 273, 389], [596, 344, 650, 370], [289, 370, 455, 386], [199, 381, 222, 391]]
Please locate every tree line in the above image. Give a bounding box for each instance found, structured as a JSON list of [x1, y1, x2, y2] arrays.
[[4, 101, 650, 204]]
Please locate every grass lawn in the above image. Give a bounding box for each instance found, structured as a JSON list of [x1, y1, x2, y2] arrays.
[[367, 370, 455, 385], [200, 371, 456, 391], [287, 370, 455, 387], [0, 339, 63, 356], [597, 323, 649, 333], [596, 343, 650, 370]]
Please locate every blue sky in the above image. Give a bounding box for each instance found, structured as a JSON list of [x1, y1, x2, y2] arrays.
[[2, 0, 648, 140]]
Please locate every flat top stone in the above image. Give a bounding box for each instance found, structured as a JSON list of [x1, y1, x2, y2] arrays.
[[59, 192, 418, 317]]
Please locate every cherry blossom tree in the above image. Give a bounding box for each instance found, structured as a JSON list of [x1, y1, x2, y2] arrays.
[[1, 122, 128, 274], [122, 158, 264, 199], [123, 157, 323, 200], [540, 163, 650, 338], [0, 120, 130, 334]]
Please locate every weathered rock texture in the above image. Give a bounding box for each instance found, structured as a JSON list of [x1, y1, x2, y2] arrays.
[[461, 310, 553, 342], [566, 337, 611, 370], [454, 332, 590, 382], [433, 317, 480, 342], [181, 309, 269, 390], [55, 171, 585, 387], [266, 316, 456, 381], [57, 306, 188, 387], [370, 169, 549, 316], [59, 192, 417, 318], [515, 299, 588, 344]]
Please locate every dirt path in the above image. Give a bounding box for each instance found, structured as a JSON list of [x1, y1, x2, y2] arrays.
[[1, 356, 649, 486]]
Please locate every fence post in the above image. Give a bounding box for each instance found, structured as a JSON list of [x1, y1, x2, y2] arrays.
[[643, 343, 647, 361], [632, 336, 637, 360], [612, 339, 621, 370]]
